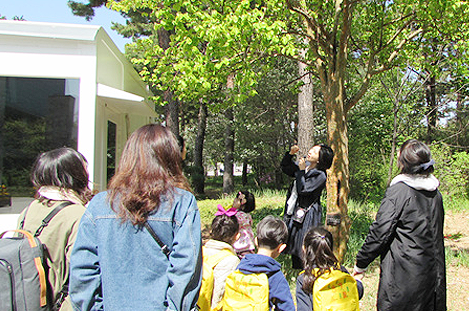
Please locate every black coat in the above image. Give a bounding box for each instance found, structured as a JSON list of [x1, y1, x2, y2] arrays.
[[281, 152, 327, 258], [356, 181, 446, 311]]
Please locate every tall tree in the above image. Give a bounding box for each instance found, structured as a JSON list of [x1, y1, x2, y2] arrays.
[[193, 101, 207, 194], [99, 0, 469, 259]]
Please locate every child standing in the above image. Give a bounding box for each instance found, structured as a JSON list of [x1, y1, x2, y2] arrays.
[[296, 227, 364, 311], [218, 190, 256, 258], [199, 214, 240, 310], [220, 215, 295, 311]]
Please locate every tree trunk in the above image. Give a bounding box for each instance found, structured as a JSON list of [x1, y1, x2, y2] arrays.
[[193, 102, 207, 194], [223, 73, 235, 194], [242, 159, 248, 186], [164, 94, 179, 137], [158, 27, 179, 137], [425, 75, 437, 143], [387, 98, 399, 186], [324, 83, 351, 263], [223, 107, 235, 194], [298, 50, 315, 155]]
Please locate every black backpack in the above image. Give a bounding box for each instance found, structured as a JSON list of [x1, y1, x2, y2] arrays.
[[0, 201, 72, 311]]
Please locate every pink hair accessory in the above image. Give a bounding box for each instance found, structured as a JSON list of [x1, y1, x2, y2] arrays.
[[215, 204, 238, 217]]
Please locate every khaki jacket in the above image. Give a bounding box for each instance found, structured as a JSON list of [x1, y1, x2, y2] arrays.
[[18, 199, 85, 311]]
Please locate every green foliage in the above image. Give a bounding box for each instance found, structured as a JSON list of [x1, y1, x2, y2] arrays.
[[431, 143, 469, 199], [343, 200, 379, 267], [107, 0, 297, 105], [3, 118, 46, 187]]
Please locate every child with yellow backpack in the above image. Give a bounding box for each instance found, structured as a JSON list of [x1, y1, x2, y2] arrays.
[[296, 227, 364, 311], [219, 215, 295, 311], [197, 213, 240, 310]]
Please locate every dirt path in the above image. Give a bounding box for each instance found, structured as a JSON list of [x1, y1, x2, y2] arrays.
[[359, 210, 469, 311]]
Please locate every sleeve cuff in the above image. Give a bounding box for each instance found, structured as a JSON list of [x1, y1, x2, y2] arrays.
[[354, 265, 367, 274]]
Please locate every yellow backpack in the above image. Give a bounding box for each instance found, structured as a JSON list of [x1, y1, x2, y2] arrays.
[[197, 247, 235, 311], [219, 270, 269, 311], [312, 268, 360, 311]]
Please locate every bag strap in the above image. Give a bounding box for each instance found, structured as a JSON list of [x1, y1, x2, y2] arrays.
[[19, 201, 74, 237], [144, 222, 171, 258], [204, 247, 235, 269]]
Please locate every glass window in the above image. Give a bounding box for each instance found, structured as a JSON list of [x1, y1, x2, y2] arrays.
[[0, 77, 79, 195]]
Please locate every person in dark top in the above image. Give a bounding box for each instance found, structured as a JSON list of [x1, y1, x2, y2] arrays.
[[296, 227, 363, 311], [353, 139, 446, 311], [281, 144, 333, 269]]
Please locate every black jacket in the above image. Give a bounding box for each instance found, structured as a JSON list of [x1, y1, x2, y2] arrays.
[[280, 152, 326, 258], [356, 177, 446, 311]]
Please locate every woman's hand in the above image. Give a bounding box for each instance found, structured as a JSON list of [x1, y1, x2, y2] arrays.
[[352, 266, 366, 281], [298, 157, 307, 170], [290, 145, 300, 155]]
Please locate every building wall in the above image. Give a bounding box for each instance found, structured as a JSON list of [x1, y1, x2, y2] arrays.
[[0, 22, 156, 192]]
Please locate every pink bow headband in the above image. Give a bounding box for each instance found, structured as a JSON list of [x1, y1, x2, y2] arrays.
[[215, 204, 238, 217]]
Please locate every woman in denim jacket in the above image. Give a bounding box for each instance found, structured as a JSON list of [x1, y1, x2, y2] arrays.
[[70, 124, 202, 311]]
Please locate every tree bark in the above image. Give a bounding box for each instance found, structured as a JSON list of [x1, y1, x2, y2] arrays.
[[223, 107, 235, 194], [324, 83, 351, 262], [298, 47, 315, 155], [242, 159, 248, 186], [164, 94, 179, 137], [193, 101, 207, 194], [223, 74, 235, 194], [425, 75, 437, 143], [158, 27, 179, 137]]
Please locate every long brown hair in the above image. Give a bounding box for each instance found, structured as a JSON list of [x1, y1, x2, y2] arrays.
[[108, 124, 191, 225], [302, 227, 339, 292]]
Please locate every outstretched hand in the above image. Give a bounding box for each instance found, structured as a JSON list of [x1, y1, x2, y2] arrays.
[[352, 270, 365, 281], [290, 145, 300, 155]]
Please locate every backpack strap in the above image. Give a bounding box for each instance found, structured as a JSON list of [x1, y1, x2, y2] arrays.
[[203, 247, 235, 269], [144, 222, 171, 258], [34, 201, 74, 237]]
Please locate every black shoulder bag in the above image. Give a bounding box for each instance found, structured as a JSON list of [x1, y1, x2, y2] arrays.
[[144, 222, 171, 258]]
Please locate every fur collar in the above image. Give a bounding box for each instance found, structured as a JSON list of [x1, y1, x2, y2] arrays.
[[390, 174, 440, 191]]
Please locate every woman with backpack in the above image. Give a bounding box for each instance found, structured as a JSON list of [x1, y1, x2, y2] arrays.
[[296, 227, 363, 311], [69, 124, 202, 311], [281, 144, 334, 269], [18, 147, 93, 311], [353, 139, 446, 311]]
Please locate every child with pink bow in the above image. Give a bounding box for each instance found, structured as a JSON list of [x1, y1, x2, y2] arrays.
[[216, 191, 256, 258]]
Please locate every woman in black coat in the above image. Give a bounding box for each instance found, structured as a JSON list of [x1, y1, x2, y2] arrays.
[[281, 144, 333, 269], [353, 139, 446, 311]]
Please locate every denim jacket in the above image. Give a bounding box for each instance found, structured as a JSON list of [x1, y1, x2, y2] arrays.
[[69, 189, 202, 311]]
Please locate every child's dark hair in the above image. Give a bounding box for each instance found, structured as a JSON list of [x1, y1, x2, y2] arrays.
[[237, 190, 255, 213], [256, 215, 288, 250], [211, 215, 239, 244], [302, 227, 339, 292]]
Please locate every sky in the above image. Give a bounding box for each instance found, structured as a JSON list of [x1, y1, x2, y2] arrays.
[[0, 0, 132, 52]]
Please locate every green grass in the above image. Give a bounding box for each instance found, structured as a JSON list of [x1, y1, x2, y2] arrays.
[[442, 195, 469, 212], [446, 247, 469, 269]]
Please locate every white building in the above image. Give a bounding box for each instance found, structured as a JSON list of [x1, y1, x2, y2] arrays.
[[0, 20, 157, 192]]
